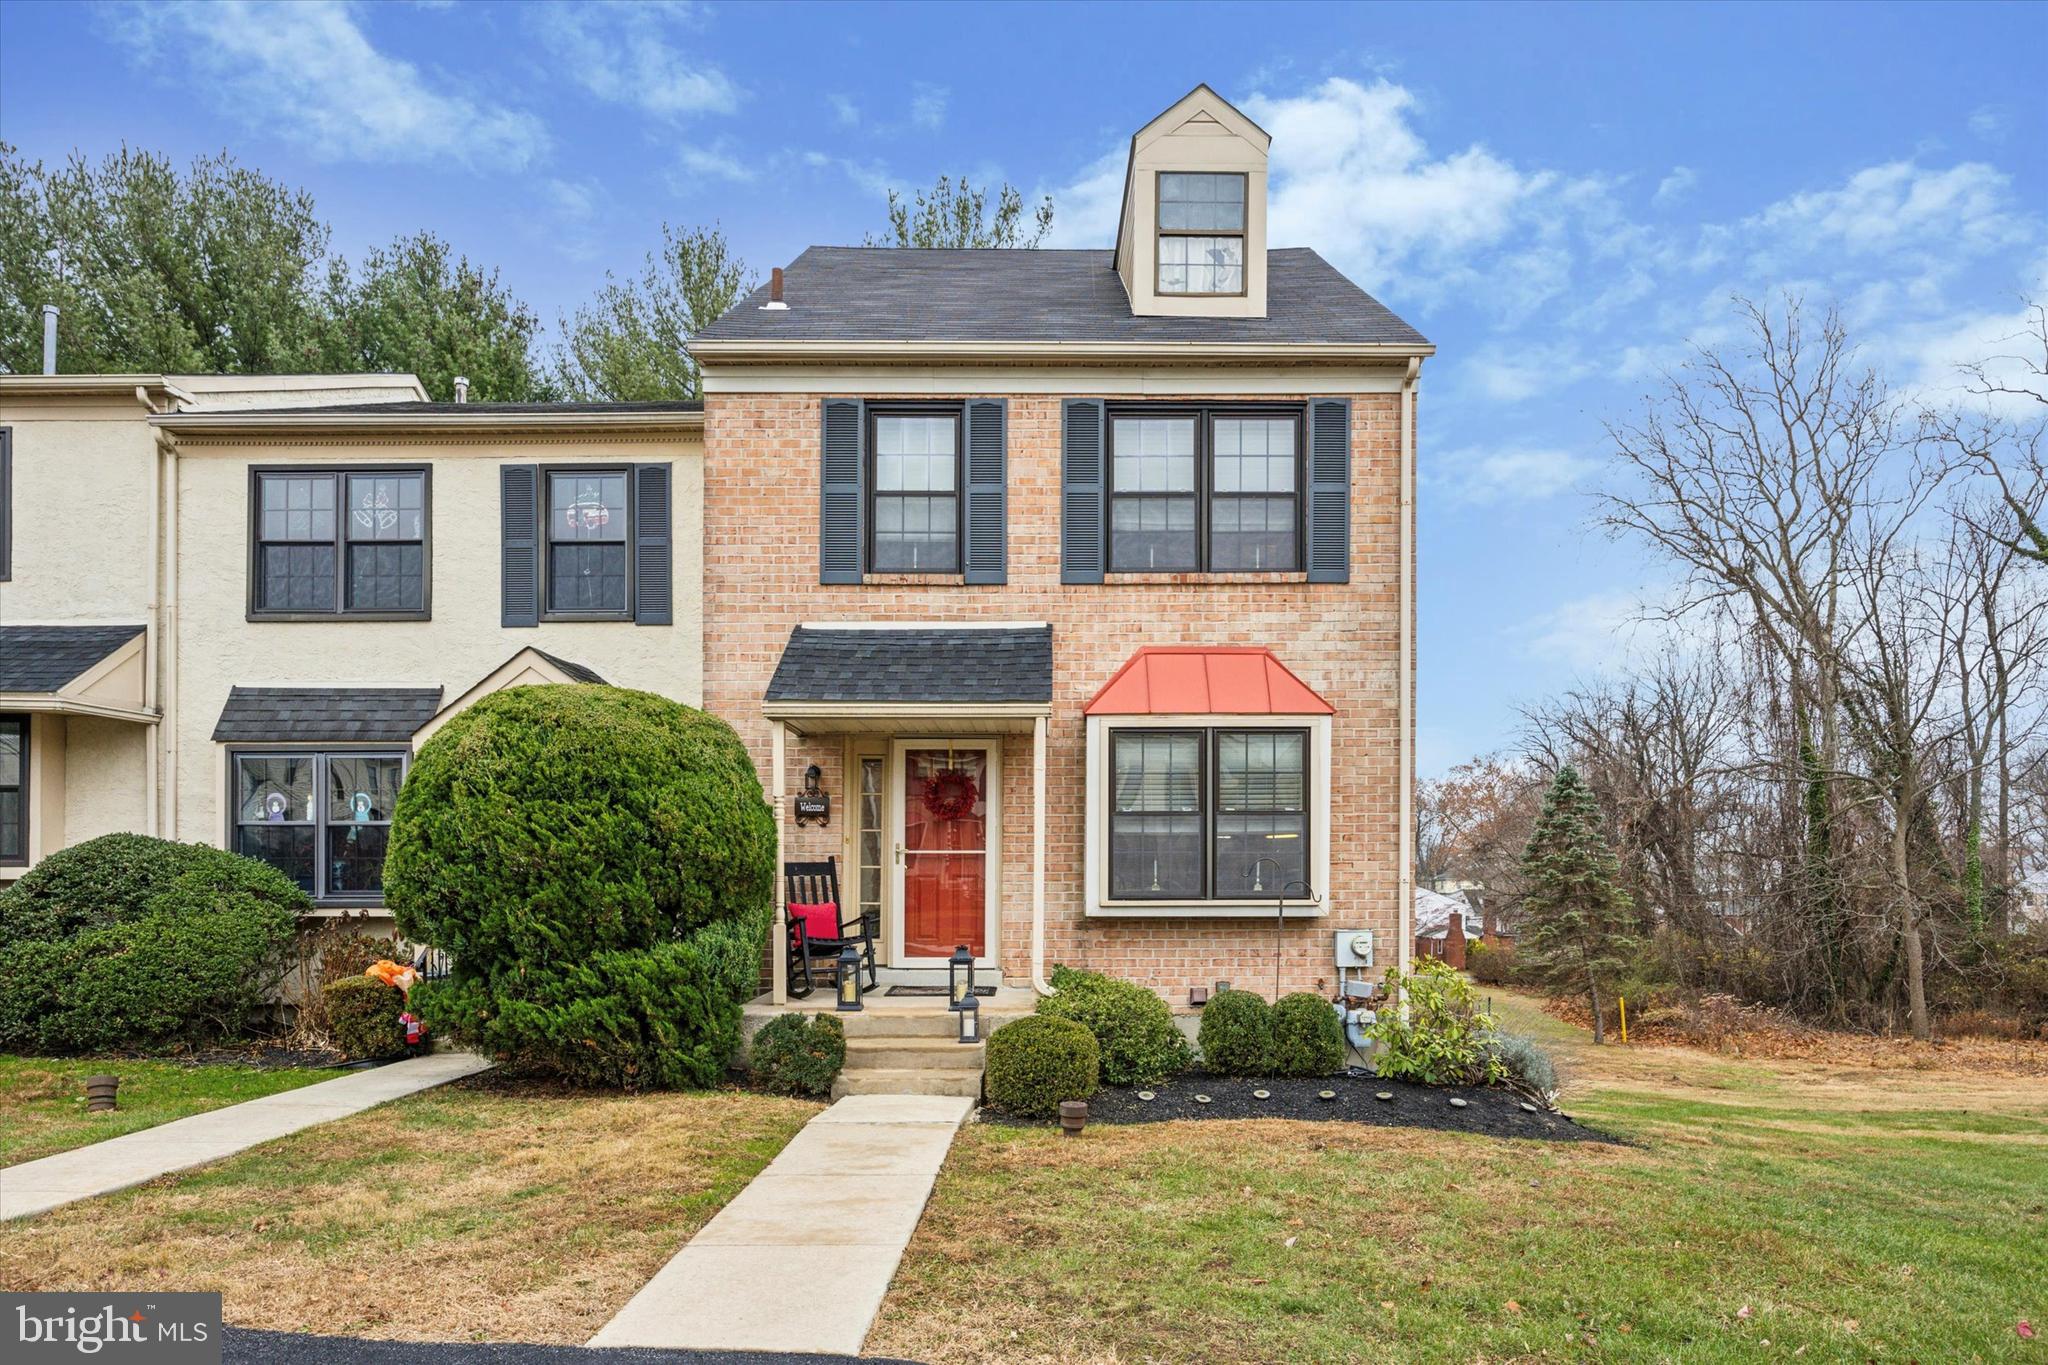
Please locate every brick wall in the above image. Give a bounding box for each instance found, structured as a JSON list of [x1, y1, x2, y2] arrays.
[[704, 389, 1408, 1004]]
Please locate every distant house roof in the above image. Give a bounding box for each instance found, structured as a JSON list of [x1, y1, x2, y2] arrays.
[[1414, 888, 1483, 940], [764, 626, 1053, 705], [212, 687, 443, 743], [1085, 647, 1334, 717], [0, 625, 145, 692], [691, 247, 1429, 349]]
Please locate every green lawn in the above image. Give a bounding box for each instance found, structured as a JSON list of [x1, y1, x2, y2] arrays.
[[872, 991, 2047, 1364], [0, 1055, 348, 1165]]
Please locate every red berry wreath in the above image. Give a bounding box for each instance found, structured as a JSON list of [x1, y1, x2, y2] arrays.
[[922, 768, 979, 821]]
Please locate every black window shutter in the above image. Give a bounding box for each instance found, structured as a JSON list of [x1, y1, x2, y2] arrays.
[[1306, 399, 1351, 584], [1060, 398, 1106, 584], [820, 399, 864, 584], [633, 463, 673, 626], [962, 399, 1007, 584], [500, 463, 540, 627]]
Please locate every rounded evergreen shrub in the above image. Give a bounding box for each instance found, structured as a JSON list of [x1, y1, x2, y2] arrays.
[[984, 1015, 1099, 1118], [1197, 989, 1275, 1076], [749, 1013, 847, 1097], [0, 834, 304, 1052], [386, 686, 776, 1090], [324, 975, 407, 1059], [1038, 965, 1191, 1087], [1466, 940, 1516, 986], [1270, 992, 1345, 1077]]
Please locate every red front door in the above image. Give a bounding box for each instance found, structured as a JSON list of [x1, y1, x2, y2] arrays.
[[899, 747, 990, 959]]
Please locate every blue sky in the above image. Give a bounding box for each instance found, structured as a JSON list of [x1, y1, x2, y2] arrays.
[[2, 1, 2043, 771]]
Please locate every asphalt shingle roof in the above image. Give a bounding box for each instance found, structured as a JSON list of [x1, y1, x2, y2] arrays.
[[0, 625, 145, 692], [212, 687, 444, 743], [765, 626, 1053, 705], [530, 650, 608, 685], [692, 247, 1429, 347]]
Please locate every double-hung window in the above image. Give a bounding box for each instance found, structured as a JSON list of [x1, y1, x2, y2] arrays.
[[251, 467, 429, 618], [869, 408, 961, 573], [546, 469, 630, 617], [231, 749, 407, 902], [1157, 172, 1246, 296], [0, 714, 26, 866], [1109, 408, 1301, 572], [1107, 727, 1309, 901]]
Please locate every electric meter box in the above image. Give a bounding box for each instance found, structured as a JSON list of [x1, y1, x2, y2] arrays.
[[1333, 930, 1374, 968]]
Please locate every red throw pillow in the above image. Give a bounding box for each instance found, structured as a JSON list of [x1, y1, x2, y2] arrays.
[[789, 902, 842, 943]]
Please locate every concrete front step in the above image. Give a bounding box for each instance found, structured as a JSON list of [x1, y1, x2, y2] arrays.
[[838, 1008, 1031, 1039], [846, 1037, 984, 1070], [832, 1067, 984, 1100]]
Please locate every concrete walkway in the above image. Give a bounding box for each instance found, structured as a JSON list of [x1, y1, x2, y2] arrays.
[[0, 1052, 490, 1221], [589, 1093, 974, 1356]]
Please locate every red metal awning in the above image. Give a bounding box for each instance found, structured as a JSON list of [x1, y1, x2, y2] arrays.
[[1083, 647, 1335, 716]]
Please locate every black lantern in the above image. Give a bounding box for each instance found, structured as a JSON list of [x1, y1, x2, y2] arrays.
[[836, 944, 864, 1012], [948, 944, 975, 1009], [955, 994, 981, 1044]]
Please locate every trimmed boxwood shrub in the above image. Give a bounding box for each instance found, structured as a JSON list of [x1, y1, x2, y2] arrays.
[[1270, 992, 1345, 1077], [325, 975, 408, 1059], [984, 1015, 1098, 1118], [0, 833, 304, 1052], [749, 1013, 847, 1096], [1198, 989, 1275, 1076], [1037, 965, 1191, 1087], [387, 686, 775, 1090]]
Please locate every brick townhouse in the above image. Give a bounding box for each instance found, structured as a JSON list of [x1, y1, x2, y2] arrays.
[[0, 84, 1427, 1013]]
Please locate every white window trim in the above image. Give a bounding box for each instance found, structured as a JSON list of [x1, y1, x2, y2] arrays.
[[1084, 712, 1331, 919]]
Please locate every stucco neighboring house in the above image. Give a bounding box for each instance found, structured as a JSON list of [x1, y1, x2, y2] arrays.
[[0, 373, 704, 917], [690, 84, 1430, 1006]]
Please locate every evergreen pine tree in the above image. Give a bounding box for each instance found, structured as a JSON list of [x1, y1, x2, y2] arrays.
[[1519, 765, 1638, 1043]]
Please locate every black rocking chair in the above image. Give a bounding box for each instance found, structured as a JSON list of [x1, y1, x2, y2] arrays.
[[784, 857, 879, 999]]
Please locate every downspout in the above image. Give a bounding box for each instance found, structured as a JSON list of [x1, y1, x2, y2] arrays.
[[156, 424, 180, 842], [1030, 713, 1052, 995], [1397, 357, 1419, 975], [143, 410, 163, 836]]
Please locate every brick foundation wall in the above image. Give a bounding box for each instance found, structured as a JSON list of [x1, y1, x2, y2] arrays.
[[704, 389, 1409, 1004]]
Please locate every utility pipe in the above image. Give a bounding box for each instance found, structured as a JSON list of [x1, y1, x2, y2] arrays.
[[1398, 356, 1419, 975]]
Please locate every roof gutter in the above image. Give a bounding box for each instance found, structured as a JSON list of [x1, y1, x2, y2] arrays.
[[688, 339, 1435, 367], [0, 374, 193, 410], [149, 410, 704, 436]]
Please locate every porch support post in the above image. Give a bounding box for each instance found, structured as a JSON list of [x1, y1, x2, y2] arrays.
[[770, 719, 789, 1005], [1031, 713, 1052, 995]]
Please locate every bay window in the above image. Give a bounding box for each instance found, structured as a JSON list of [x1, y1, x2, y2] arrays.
[[232, 749, 407, 902], [1105, 725, 1310, 903]]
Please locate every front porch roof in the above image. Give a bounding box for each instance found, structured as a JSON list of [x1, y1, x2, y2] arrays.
[[0, 625, 155, 723], [763, 624, 1052, 734]]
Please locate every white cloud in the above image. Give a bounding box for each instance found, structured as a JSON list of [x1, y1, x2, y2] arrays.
[[1653, 166, 1697, 207], [1041, 146, 1127, 248], [1433, 445, 1599, 505], [1519, 588, 1700, 673], [828, 94, 861, 127], [544, 178, 598, 222], [909, 84, 949, 132], [1968, 105, 2009, 141], [677, 144, 755, 183], [1743, 161, 2026, 262], [110, 0, 547, 169], [530, 1, 738, 119]]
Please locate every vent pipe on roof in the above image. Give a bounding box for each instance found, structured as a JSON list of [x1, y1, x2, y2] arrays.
[[760, 265, 789, 311], [41, 303, 58, 375], [453, 375, 470, 403]]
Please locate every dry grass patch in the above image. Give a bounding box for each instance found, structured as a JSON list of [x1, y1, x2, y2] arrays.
[[0, 1075, 818, 1343]]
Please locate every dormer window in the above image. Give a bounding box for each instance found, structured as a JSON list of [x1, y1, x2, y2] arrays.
[[1156, 172, 1246, 296]]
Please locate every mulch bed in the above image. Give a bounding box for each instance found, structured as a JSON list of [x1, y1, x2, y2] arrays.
[[983, 1070, 1619, 1144], [102, 1042, 354, 1070]]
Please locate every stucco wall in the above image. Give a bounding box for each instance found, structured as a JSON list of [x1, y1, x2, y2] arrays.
[[62, 716, 149, 842], [0, 394, 158, 623], [168, 430, 705, 872], [701, 387, 1408, 1002]]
